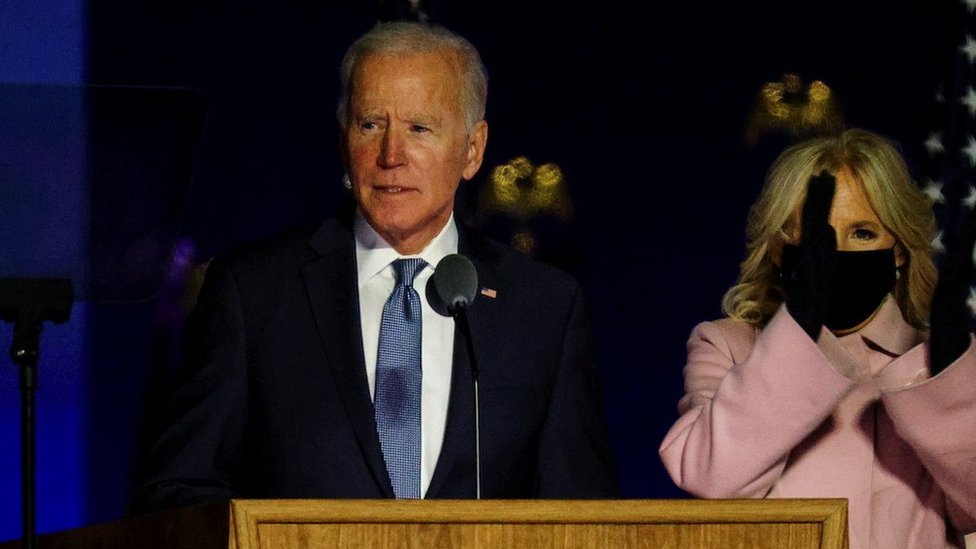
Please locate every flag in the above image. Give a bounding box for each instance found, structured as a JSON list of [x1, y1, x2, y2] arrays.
[[919, 0, 976, 317]]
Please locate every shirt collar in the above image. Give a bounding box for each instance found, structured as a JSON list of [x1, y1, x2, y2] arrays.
[[354, 209, 459, 285], [840, 294, 922, 356]]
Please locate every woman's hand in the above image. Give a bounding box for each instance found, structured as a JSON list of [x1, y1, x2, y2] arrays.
[[783, 171, 837, 341]]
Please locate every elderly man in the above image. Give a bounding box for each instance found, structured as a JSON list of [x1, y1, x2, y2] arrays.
[[130, 21, 617, 512]]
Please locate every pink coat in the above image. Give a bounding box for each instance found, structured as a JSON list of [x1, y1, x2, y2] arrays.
[[659, 297, 976, 549]]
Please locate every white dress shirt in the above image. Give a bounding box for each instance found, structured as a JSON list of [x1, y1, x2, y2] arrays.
[[354, 210, 457, 497]]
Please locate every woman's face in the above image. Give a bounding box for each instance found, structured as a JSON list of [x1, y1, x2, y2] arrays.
[[778, 168, 904, 265]]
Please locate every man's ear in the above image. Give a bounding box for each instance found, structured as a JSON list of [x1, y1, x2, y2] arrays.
[[462, 120, 488, 181], [338, 128, 350, 170]]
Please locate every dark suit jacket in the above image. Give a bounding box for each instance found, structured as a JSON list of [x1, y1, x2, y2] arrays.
[[130, 215, 618, 513]]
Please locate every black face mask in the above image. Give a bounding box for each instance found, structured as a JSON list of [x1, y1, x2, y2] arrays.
[[781, 245, 897, 333]]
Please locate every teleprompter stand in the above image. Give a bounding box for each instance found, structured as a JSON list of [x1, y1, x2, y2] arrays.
[[0, 83, 207, 549], [0, 279, 74, 549]]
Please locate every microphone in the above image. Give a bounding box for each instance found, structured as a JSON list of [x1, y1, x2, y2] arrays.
[[426, 254, 482, 498], [426, 253, 478, 316]]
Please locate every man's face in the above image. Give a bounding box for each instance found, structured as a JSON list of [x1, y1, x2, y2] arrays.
[[343, 50, 487, 254]]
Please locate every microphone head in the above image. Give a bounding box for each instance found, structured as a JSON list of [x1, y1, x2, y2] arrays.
[[426, 254, 478, 317]]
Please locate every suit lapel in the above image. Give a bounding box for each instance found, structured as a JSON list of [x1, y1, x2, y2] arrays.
[[427, 225, 503, 497], [302, 218, 395, 497], [426, 323, 475, 497]]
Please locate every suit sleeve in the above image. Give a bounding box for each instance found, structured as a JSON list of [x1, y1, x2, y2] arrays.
[[659, 305, 856, 498], [881, 339, 976, 534], [535, 285, 620, 497], [128, 257, 248, 515]]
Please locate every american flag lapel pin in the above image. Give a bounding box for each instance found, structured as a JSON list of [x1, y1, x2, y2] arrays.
[[480, 287, 497, 299]]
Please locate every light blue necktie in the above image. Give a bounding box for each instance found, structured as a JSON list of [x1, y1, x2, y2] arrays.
[[375, 258, 426, 499]]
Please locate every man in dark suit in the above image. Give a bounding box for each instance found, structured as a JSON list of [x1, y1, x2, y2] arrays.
[[129, 21, 617, 513]]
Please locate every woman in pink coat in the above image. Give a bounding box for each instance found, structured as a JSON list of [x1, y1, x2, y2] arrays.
[[659, 128, 976, 549]]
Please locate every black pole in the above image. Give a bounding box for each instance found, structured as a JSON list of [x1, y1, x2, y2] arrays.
[[0, 278, 74, 549], [11, 321, 40, 549], [22, 371, 35, 549]]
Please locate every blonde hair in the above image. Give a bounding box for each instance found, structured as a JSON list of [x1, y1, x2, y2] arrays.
[[722, 128, 937, 328]]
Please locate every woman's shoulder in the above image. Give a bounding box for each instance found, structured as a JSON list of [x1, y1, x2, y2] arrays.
[[688, 316, 760, 365], [691, 316, 758, 340]]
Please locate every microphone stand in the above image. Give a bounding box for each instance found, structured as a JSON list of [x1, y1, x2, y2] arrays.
[[453, 308, 481, 499], [13, 321, 40, 549], [0, 278, 74, 549], [429, 253, 482, 499]]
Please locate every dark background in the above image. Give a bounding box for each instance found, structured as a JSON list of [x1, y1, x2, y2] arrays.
[[0, 0, 960, 539]]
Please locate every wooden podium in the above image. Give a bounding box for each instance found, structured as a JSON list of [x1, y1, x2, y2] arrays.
[[2, 499, 848, 548]]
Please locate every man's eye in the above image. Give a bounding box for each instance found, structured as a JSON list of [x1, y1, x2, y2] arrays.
[[360, 121, 378, 130], [411, 124, 431, 133]]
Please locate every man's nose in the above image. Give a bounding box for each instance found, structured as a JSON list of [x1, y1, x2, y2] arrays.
[[379, 128, 406, 168]]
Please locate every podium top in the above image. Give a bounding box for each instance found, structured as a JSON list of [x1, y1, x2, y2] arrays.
[[2, 499, 849, 549]]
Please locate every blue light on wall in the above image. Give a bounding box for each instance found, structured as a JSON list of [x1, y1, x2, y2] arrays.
[[0, 0, 87, 543]]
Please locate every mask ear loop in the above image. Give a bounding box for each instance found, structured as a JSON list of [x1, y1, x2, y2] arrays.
[[893, 243, 906, 279]]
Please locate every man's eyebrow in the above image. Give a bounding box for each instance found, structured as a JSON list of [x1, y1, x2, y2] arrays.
[[352, 109, 383, 118], [403, 113, 442, 124]]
